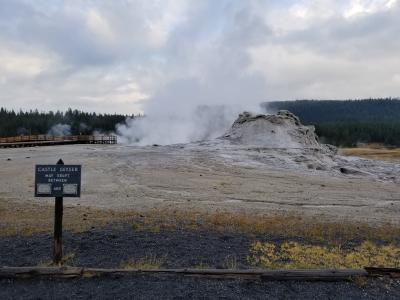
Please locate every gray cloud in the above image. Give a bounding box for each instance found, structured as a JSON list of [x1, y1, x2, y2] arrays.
[[145, 1, 270, 113], [249, 1, 400, 100], [0, 0, 399, 115], [281, 5, 400, 58]]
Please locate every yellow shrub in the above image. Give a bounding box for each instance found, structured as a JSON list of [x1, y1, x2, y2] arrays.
[[248, 241, 400, 269], [120, 255, 164, 269]]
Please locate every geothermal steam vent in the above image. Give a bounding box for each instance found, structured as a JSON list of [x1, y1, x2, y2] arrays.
[[223, 110, 322, 149]]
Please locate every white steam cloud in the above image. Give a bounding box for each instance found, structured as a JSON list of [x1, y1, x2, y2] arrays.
[[116, 2, 267, 145], [47, 123, 71, 136], [117, 105, 249, 145]]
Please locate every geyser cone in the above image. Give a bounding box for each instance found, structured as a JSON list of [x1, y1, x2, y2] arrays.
[[222, 110, 324, 150]]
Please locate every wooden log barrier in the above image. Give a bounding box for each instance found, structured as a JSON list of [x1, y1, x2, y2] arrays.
[[365, 267, 400, 278], [3, 267, 398, 281]]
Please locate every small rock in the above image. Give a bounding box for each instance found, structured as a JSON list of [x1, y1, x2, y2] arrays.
[[339, 167, 367, 175]]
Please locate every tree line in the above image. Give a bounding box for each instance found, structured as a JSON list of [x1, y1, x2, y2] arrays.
[[264, 98, 400, 146], [0, 108, 132, 137], [3, 99, 400, 146]]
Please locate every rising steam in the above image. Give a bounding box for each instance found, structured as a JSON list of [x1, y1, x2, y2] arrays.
[[116, 105, 250, 146], [116, 3, 268, 146], [47, 123, 71, 136]]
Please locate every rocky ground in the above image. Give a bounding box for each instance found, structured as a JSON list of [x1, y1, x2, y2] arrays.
[[1, 225, 399, 299], [3, 274, 398, 300]]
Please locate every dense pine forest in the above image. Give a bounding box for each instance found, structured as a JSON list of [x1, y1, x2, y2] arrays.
[[2, 99, 400, 146], [265, 98, 400, 146], [0, 108, 132, 137]]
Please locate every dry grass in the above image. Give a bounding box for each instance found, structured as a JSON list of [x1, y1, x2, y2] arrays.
[[38, 252, 76, 267], [223, 255, 238, 269], [137, 210, 400, 245], [120, 255, 165, 270], [2, 198, 400, 270], [1, 198, 399, 246], [193, 262, 210, 269], [351, 275, 369, 288], [339, 145, 400, 161], [0, 198, 141, 236], [248, 241, 400, 269]]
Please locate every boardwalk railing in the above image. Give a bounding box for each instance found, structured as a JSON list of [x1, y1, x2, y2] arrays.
[[0, 135, 117, 148]]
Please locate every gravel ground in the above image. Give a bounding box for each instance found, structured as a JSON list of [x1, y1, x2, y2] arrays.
[[1, 225, 399, 299], [0, 225, 284, 268], [1, 275, 399, 300]]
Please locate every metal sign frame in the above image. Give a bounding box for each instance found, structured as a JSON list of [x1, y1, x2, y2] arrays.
[[35, 164, 81, 198]]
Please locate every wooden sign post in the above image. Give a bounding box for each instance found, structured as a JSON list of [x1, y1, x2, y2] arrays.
[[34, 159, 81, 264], [53, 159, 64, 264]]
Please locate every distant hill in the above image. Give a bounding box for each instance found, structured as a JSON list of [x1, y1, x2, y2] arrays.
[[262, 99, 400, 146]]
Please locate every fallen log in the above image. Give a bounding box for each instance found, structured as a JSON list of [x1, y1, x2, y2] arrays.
[[85, 268, 369, 281], [365, 267, 400, 278], [0, 266, 83, 279], [0, 266, 373, 281]]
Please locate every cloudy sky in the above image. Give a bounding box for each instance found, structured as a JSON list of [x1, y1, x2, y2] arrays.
[[1, 0, 400, 114]]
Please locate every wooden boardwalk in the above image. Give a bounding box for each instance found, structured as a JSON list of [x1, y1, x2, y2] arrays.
[[0, 135, 117, 148]]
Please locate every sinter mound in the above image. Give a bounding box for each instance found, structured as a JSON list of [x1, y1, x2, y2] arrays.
[[223, 110, 334, 152]]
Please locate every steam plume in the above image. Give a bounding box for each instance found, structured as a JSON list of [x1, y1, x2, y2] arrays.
[[47, 123, 71, 136], [116, 3, 268, 146]]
